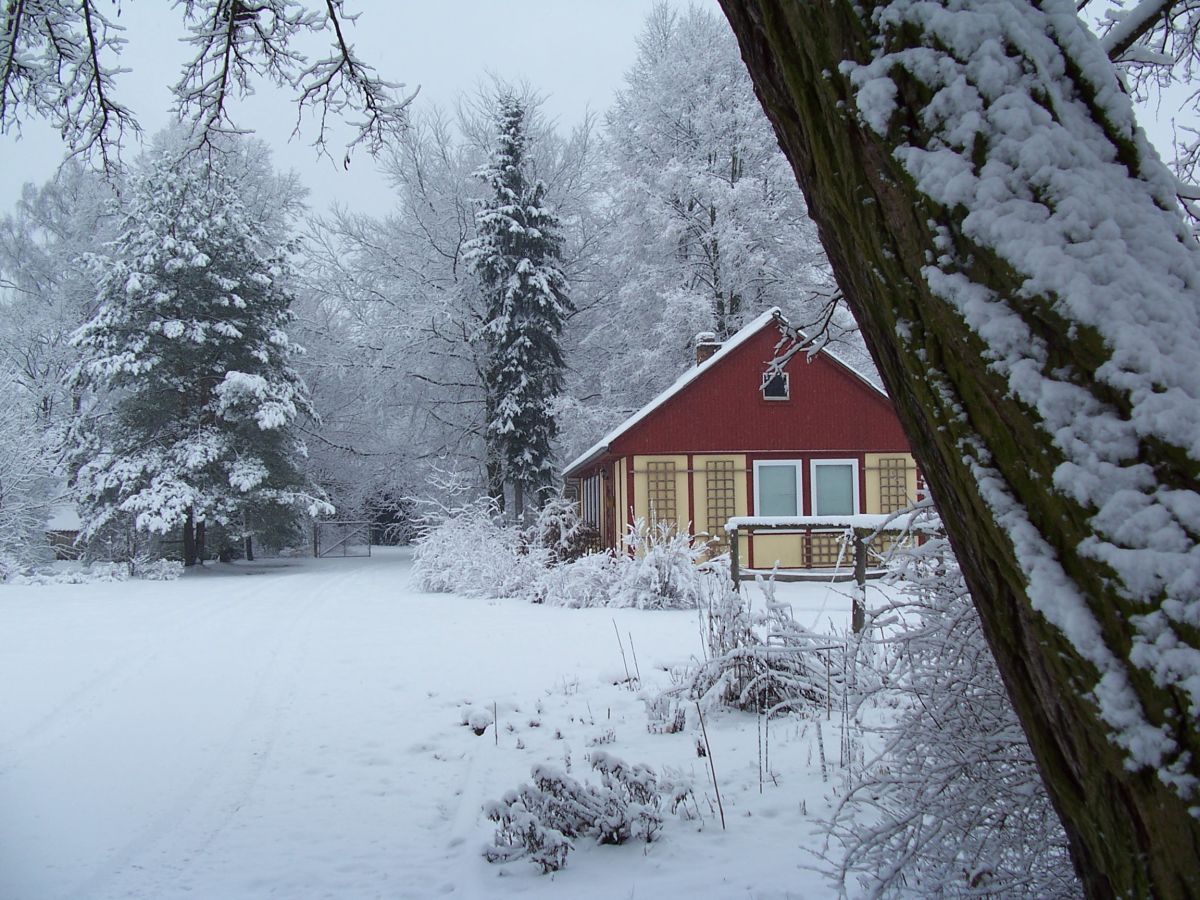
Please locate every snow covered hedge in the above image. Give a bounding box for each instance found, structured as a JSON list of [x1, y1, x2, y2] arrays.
[[2, 557, 183, 584], [413, 500, 718, 609]]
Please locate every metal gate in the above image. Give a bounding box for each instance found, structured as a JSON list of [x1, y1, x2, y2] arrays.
[[313, 520, 371, 558]]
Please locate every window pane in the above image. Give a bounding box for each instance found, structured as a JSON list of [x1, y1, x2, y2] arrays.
[[762, 372, 788, 399], [814, 464, 854, 516], [757, 464, 797, 516]]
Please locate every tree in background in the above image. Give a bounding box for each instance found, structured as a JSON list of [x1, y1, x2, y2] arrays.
[[1085, 0, 1200, 223], [466, 94, 572, 519], [0, 161, 116, 428], [68, 142, 329, 565], [719, 0, 1200, 893], [298, 96, 599, 519], [0, 373, 56, 573], [586, 4, 835, 400]]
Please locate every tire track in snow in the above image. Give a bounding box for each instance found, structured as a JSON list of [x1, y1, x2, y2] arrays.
[[57, 564, 351, 900], [0, 577, 271, 773]]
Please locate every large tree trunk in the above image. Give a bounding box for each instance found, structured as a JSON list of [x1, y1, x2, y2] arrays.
[[513, 479, 525, 526], [718, 2, 1200, 896], [195, 520, 206, 567], [182, 507, 196, 567]]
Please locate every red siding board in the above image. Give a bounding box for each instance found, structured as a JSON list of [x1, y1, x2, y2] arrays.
[[608, 324, 909, 458]]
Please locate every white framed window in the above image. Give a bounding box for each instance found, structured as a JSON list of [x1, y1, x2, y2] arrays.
[[753, 460, 803, 517], [761, 370, 789, 400], [809, 458, 860, 517]]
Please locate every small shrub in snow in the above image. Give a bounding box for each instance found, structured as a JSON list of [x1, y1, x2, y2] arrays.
[[130, 557, 184, 581], [460, 705, 494, 736], [5, 561, 129, 585], [483, 753, 694, 873], [648, 569, 837, 729], [535, 550, 621, 607], [610, 518, 708, 609], [412, 497, 544, 598], [3, 556, 184, 585], [526, 498, 599, 564]]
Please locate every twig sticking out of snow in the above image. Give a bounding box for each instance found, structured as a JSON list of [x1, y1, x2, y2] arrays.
[[695, 702, 725, 831], [613, 619, 634, 688], [628, 631, 643, 684]]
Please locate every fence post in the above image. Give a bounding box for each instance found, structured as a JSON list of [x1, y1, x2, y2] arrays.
[[313, 522, 319, 558], [730, 526, 741, 592], [852, 529, 867, 633]]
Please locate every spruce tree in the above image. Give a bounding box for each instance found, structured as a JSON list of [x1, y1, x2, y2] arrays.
[[466, 95, 572, 520], [68, 147, 329, 565]]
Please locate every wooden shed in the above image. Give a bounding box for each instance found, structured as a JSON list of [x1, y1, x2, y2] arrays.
[[562, 308, 920, 570]]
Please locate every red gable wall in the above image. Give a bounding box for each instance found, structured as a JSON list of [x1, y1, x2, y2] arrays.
[[609, 322, 909, 457]]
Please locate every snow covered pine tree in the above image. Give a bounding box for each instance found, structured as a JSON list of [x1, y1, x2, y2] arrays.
[[68, 147, 329, 565], [466, 94, 572, 520], [719, 1, 1200, 896]]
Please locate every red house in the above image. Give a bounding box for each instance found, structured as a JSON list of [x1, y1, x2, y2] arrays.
[[563, 308, 919, 569]]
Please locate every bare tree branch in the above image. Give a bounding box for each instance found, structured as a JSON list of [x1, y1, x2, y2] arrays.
[[3, 1, 412, 170], [1, 0, 139, 167]]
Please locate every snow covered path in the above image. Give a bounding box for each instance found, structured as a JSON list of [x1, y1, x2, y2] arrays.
[[1, 549, 852, 899]]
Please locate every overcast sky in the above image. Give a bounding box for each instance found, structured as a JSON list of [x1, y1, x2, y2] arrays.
[[0, 2, 1189, 220], [0, 1, 710, 217]]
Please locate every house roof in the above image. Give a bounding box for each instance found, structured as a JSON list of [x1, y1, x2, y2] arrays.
[[563, 308, 887, 478]]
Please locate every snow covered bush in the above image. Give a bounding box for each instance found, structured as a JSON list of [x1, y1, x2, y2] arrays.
[[131, 557, 184, 581], [415, 502, 718, 610], [534, 550, 622, 608], [3, 555, 183, 585], [5, 562, 126, 585], [823, 531, 1078, 898], [648, 570, 838, 730], [459, 704, 495, 736], [610, 518, 708, 610], [412, 497, 545, 597], [526, 497, 598, 564], [483, 752, 694, 873]]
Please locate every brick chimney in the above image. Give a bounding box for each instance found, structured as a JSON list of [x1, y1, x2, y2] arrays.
[[694, 331, 721, 366]]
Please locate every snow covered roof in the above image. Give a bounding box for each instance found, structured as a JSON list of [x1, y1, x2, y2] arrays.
[[563, 308, 886, 477]]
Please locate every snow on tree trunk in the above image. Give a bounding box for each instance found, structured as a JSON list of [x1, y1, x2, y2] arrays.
[[718, 1, 1200, 896]]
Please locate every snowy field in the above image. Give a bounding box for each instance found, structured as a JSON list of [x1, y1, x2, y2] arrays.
[[1, 548, 870, 899]]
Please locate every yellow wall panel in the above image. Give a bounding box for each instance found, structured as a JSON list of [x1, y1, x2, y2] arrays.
[[692, 454, 747, 545], [864, 452, 918, 514], [751, 532, 806, 568], [631, 454, 689, 529]]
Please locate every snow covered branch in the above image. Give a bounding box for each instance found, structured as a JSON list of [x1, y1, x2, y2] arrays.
[[2, 1, 412, 168], [0, 0, 139, 167]]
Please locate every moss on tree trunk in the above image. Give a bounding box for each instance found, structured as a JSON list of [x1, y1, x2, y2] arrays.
[[718, 1, 1200, 895]]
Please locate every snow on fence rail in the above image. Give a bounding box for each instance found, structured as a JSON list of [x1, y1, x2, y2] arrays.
[[723, 512, 942, 535], [725, 513, 941, 631]]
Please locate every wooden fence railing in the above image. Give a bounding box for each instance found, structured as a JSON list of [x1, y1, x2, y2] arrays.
[[724, 513, 939, 631]]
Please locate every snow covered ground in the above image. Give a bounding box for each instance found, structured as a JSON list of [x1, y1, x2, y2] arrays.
[[0, 548, 870, 899]]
